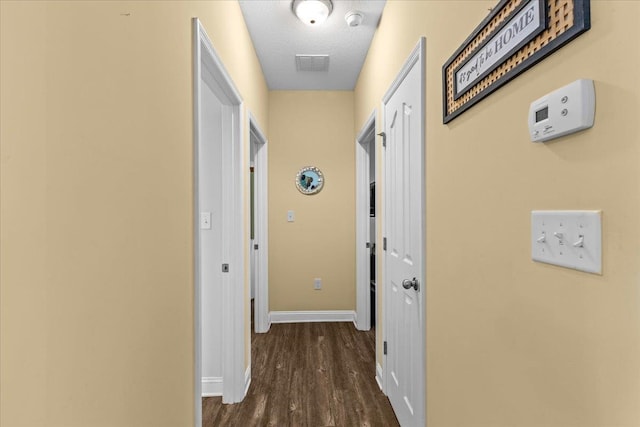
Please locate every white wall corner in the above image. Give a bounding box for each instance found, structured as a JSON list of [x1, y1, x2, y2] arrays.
[[202, 376, 223, 397], [269, 310, 356, 324]]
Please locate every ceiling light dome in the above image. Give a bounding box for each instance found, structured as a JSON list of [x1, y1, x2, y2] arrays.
[[293, 0, 333, 26]]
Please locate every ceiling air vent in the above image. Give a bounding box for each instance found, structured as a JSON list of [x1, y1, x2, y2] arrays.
[[295, 54, 330, 72]]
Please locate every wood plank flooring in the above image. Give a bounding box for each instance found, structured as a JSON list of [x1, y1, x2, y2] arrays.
[[203, 319, 399, 426]]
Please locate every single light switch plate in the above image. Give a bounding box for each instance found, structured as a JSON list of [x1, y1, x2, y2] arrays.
[[531, 210, 602, 274], [200, 212, 212, 230], [287, 210, 295, 222]]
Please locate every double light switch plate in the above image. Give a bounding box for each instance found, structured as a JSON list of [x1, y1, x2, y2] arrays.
[[531, 210, 602, 274]]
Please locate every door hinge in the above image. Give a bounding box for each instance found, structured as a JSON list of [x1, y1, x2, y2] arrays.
[[377, 131, 386, 147], [383, 340, 387, 355], [222, 263, 229, 273], [254, 244, 259, 250], [383, 237, 387, 251]]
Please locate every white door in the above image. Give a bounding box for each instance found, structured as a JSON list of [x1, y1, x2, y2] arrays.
[[383, 38, 425, 426], [193, 18, 246, 410], [249, 116, 270, 334], [199, 79, 224, 397]]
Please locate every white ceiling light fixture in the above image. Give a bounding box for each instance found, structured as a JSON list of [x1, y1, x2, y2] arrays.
[[292, 0, 333, 26]]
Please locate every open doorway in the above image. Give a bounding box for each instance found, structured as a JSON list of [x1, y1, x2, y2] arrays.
[[355, 111, 377, 332], [193, 18, 246, 425], [248, 113, 269, 334]]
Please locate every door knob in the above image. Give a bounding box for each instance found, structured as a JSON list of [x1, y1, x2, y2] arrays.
[[402, 277, 419, 291]]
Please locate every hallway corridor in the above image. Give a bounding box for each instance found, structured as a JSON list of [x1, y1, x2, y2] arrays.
[[203, 321, 399, 426]]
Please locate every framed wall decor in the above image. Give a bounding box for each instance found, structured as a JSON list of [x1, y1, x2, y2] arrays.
[[442, 0, 591, 124], [295, 166, 324, 195]]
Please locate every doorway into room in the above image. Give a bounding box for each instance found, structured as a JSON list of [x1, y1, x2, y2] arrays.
[[193, 18, 246, 426], [356, 111, 377, 333], [248, 113, 269, 334]]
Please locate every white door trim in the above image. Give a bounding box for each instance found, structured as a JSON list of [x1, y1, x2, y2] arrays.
[[355, 110, 376, 331], [248, 112, 270, 334], [192, 20, 203, 426], [193, 18, 246, 424], [382, 37, 426, 426]]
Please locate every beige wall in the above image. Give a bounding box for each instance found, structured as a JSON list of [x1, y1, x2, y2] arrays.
[[0, 1, 268, 426], [268, 91, 356, 312], [355, 1, 640, 426], [4, 0, 639, 425]]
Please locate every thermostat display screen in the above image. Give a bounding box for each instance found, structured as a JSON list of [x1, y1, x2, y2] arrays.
[[535, 106, 549, 122]]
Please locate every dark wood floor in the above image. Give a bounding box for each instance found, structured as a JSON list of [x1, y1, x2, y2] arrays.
[[203, 311, 399, 426]]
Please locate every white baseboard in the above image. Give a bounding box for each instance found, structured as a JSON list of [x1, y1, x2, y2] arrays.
[[269, 310, 356, 324], [376, 363, 384, 391], [202, 376, 223, 397], [244, 365, 251, 396], [201, 369, 249, 399]]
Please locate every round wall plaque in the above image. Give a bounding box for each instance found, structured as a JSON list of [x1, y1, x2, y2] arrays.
[[295, 166, 324, 195]]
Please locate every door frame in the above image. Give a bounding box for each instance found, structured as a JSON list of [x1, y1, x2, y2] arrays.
[[355, 110, 376, 331], [248, 112, 270, 334], [381, 37, 426, 425], [193, 17, 246, 423]]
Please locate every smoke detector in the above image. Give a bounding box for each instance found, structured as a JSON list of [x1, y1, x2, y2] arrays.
[[345, 11, 363, 27]]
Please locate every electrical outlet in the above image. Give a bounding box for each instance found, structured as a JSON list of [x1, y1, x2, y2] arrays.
[[314, 278, 322, 290]]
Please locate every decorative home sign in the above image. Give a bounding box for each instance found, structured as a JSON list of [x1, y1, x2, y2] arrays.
[[454, 0, 546, 100], [443, 0, 591, 123]]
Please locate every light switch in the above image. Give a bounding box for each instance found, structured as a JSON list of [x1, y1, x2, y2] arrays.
[[531, 210, 601, 274], [287, 210, 295, 222], [200, 212, 212, 230]]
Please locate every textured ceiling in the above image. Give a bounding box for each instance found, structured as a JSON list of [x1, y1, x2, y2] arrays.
[[238, 0, 386, 90]]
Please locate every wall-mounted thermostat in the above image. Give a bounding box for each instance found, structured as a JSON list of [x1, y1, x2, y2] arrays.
[[528, 79, 595, 142]]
